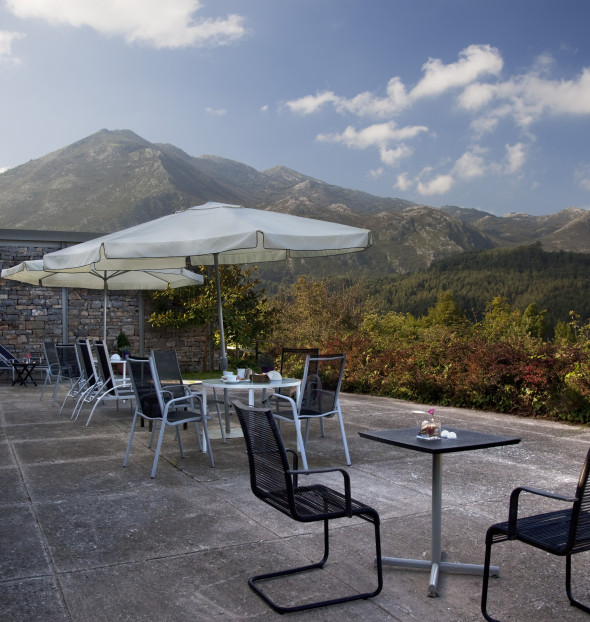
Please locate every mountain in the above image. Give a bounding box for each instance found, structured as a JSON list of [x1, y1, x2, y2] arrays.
[[0, 129, 587, 278], [441, 205, 590, 253]]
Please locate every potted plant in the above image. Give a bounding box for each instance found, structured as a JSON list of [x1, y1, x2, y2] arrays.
[[116, 331, 131, 359]]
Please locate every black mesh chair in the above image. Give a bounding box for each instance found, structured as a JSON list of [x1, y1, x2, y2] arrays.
[[481, 447, 590, 621], [54, 344, 82, 405], [233, 400, 382, 614], [123, 357, 214, 478], [40, 341, 61, 401], [269, 353, 349, 469], [84, 340, 135, 426], [151, 349, 225, 440]]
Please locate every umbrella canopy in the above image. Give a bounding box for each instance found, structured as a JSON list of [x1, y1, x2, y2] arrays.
[[42, 202, 372, 368], [2, 260, 203, 342]]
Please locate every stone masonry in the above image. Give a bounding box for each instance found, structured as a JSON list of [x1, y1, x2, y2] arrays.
[[0, 242, 213, 372]]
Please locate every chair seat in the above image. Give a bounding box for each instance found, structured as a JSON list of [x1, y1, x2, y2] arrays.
[[492, 508, 590, 555], [165, 408, 203, 424], [261, 484, 375, 522]]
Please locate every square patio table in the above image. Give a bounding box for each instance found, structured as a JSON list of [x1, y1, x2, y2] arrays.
[[359, 426, 521, 597], [12, 361, 38, 386]]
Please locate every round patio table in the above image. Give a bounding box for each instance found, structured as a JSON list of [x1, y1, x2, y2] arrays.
[[201, 377, 301, 437]]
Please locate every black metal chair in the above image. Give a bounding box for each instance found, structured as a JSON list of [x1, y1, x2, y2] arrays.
[[151, 349, 225, 440], [84, 340, 135, 426], [124, 357, 214, 478], [268, 353, 350, 469], [40, 341, 60, 401], [232, 399, 382, 614], [481, 447, 590, 621]]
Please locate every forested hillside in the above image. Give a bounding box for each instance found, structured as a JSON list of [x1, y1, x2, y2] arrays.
[[361, 243, 590, 330]]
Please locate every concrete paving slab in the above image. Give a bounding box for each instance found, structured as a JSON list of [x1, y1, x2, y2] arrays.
[[2, 383, 590, 620]]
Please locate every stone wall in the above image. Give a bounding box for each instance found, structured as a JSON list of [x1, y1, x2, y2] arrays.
[[0, 243, 214, 372]]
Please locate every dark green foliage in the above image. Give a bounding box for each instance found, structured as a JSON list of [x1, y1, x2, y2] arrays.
[[363, 243, 590, 332]]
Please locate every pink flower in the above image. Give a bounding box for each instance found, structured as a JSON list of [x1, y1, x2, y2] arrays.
[[428, 408, 435, 415]]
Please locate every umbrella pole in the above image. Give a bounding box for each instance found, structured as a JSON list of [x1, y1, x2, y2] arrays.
[[214, 254, 228, 371], [103, 281, 107, 343]]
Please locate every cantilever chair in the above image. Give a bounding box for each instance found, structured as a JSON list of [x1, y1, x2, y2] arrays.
[[124, 357, 214, 478], [233, 400, 382, 614], [481, 446, 590, 621], [268, 353, 349, 470], [84, 340, 134, 426]]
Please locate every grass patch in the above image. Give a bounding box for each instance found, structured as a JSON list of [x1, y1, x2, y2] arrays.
[[182, 371, 222, 381]]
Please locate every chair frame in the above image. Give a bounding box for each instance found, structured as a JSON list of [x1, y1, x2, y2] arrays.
[[151, 349, 225, 442], [64, 339, 100, 419], [233, 400, 382, 613], [481, 447, 590, 621], [123, 356, 214, 478], [269, 353, 349, 469], [84, 340, 135, 426], [40, 341, 61, 401], [54, 344, 82, 405]]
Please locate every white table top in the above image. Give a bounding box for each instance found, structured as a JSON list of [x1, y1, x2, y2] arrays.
[[202, 377, 300, 390]]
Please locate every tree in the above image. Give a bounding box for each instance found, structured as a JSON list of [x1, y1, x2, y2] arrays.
[[423, 290, 466, 328], [148, 265, 277, 357]]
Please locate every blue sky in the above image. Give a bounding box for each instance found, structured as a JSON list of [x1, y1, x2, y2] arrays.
[[1, 0, 590, 217]]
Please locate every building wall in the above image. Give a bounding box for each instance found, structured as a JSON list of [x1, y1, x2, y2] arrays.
[[0, 239, 213, 372]]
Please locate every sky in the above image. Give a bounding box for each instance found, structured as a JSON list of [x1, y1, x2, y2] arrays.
[[1, 0, 590, 217]]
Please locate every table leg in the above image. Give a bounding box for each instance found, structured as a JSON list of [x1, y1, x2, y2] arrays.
[[381, 452, 500, 597], [224, 387, 231, 433]]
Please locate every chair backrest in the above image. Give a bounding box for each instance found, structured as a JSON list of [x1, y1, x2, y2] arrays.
[[94, 340, 115, 391], [279, 348, 320, 378], [0, 344, 18, 362], [56, 344, 80, 379], [233, 400, 296, 516], [75, 339, 97, 387], [298, 354, 346, 416], [43, 341, 60, 374], [151, 350, 187, 399], [127, 357, 163, 419], [570, 447, 590, 551]]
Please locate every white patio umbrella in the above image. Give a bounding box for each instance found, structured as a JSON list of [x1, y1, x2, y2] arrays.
[[1, 259, 203, 342], [42, 202, 372, 369]]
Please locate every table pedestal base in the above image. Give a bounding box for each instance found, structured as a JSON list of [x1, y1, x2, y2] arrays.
[[381, 556, 499, 597]]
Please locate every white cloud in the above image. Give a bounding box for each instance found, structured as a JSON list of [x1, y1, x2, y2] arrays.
[[206, 107, 226, 116], [4, 0, 246, 49], [0, 166, 8, 174], [460, 64, 590, 131], [0, 30, 25, 66], [317, 121, 426, 168], [410, 44, 503, 99], [287, 45, 502, 119], [317, 121, 427, 149], [417, 174, 455, 196], [395, 172, 412, 191], [575, 162, 590, 191], [286, 90, 340, 115], [452, 150, 486, 180]]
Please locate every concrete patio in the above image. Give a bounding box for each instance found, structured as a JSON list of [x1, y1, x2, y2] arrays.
[[2, 379, 590, 621]]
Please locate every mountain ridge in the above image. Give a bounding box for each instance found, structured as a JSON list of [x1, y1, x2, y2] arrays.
[[0, 128, 588, 277]]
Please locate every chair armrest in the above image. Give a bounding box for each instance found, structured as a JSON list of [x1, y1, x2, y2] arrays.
[[162, 392, 200, 417], [508, 485, 578, 535], [289, 467, 352, 516], [268, 392, 297, 416]]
